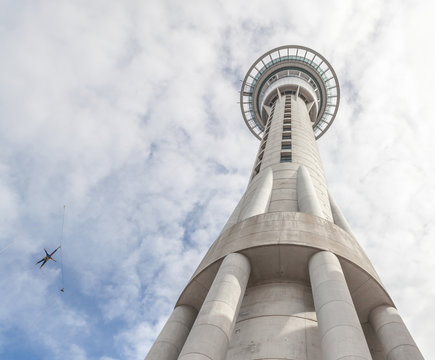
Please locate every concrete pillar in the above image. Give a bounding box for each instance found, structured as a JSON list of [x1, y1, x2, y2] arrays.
[[145, 305, 198, 360], [240, 168, 273, 221], [178, 253, 251, 360], [297, 165, 323, 218], [369, 305, 424, 360], [222, 192, 246, 232], [328, 191, 355, 237], [309, 251, 371, 360]]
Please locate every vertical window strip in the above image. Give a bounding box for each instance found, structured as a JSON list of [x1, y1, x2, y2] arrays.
[[281, 102, 292, 162]]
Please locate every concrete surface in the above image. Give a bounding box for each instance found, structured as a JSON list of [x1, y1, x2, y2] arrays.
[[178, 253, 250, 360], [145, 305, 197, 360], [369, 305, 424, 360], [309, 251, 371, 360], [146, 53, 423, 359], [329, 191, 355, 237], [297, 165, 324, 218], [226, 282, 320, 360]]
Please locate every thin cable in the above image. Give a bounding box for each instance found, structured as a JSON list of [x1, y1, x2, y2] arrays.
[[59, 205, 66, 292], [0, 240, 15, 255]]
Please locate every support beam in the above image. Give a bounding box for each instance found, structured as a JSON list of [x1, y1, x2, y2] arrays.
[[369, 305, 424, 360], [262, 104, 272, 116], [295, 85, 300, 100], [240, 168, 273, 221], [309, 251, 371, 360], [145, 305, 197, 360], [178, 253, 251, 360], [297, 165, 323, 218], [307, 101, 315, 113], [221, 192, 246, 232], [328, 191, 354, 237]]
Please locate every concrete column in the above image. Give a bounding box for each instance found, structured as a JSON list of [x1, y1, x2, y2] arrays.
[[309, 251, 371, 360], [297, 165, 323, 218], [369, 305, 424, 360], [222, 192, 246, 232], [145, 305, 198, 360], [178, 253, 251, 360], [328, 191, 355, 237], [240, 168, 273, 221]]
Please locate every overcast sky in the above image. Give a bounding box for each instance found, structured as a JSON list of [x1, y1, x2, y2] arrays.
[[1, 1, 434, 359]]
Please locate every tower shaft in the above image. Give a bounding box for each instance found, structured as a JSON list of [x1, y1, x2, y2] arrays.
[[144, 46, 424, 360], [225, 92, 332, 231]]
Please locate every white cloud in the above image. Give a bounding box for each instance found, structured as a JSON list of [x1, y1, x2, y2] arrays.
[[0, 0, 434, 359]]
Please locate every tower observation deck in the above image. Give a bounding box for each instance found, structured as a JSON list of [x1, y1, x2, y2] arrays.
[[240, 45, 339, 140], [145, 46, 424, 360]]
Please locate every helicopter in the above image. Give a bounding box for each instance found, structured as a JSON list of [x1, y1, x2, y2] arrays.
[[35, 246, 61, 269]]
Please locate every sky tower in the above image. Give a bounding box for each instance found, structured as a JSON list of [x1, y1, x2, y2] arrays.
[[145, 46, 424, 360]]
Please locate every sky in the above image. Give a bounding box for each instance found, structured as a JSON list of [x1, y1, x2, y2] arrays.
[[0, 0, 434, 359]]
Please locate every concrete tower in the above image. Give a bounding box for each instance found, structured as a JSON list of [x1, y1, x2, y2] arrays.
[[145, 46, 424, 360]]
